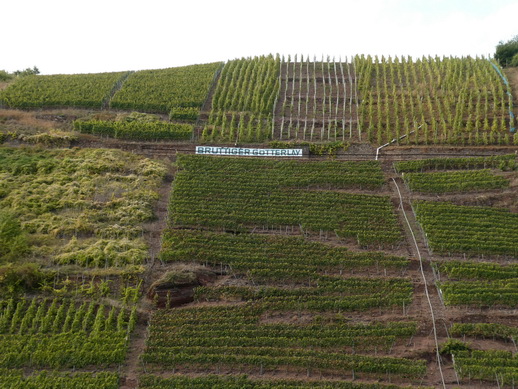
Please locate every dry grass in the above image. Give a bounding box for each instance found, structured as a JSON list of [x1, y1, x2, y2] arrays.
[[0, 108, 82, 134]]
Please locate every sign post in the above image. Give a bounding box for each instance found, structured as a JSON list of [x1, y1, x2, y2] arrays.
[[195, 146, 305, 157]]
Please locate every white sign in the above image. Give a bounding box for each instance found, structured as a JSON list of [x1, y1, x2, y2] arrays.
[[195, 146, 304, 157]]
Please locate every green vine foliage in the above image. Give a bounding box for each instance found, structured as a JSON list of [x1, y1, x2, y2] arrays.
[[170, 155, 401, 248], [139, 374, 433, 389], [0, 370, 119, 389], [269, 140, 349, 156]]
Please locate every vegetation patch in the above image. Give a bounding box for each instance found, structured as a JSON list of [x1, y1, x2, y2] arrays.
[[74, 118, 192, 141], [0, 147, 166, 269], [0, 72, 128, 109], [414, 200, 518, 257], [170, 155, 399, 247], [142, 306, 423, 379], [0, 297, 136, 368], [110, 63, 222, 118]]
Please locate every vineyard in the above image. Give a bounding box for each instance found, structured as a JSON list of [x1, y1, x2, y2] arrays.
[[170, 155, 401, 247], [128, 153, 438, 388], [142, 306, 424, 379], [160, 229, 409, 282], [392, 153, 518, 387], [401, 170, 509, 193], [0, 71, 129, 109], [355, 55, 515, 145], [452, 349, 518, 385], [0, 297, 136, 368], [1, 53, 518, 389], [413, 200, 518, 257], [202, 55, 281, 142], [0, 370, 119, 389], [269, 55, 359, 142], [109, 63, 222, 117], [199, 55, 517, 145], [74, 119, 193, 141], [1, 55, 517, 146]]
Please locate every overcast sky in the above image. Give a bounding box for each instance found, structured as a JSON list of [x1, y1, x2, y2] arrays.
[[3, 0, 517, 75]]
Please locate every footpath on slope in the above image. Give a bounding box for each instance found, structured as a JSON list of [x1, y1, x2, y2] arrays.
[[119, 167, 174, 389], [384, 163, 451, 389]]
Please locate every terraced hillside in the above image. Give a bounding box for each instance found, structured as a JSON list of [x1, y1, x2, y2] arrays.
[[0, 148, 517, 388], [0, 54, 517, 389], [1, 54, 516, 146], [200, 55, 516, 145], [0, 147, 166, 387], [274, 56, 359, 142]]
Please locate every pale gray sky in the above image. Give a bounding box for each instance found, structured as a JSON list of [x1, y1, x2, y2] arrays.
[[3, 0, 518, 74]]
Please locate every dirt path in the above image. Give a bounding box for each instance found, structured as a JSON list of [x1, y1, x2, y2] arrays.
[[120, 321, 148, 389], [119, 166, 173, 388], [384, 163, 452, 388]]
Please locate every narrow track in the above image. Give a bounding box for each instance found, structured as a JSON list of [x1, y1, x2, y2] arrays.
[[391, 178, 447, 389]]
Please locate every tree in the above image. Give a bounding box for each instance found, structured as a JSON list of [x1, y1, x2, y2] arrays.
[[0, 66, 40, 82], [13, 66, 40, 76], [0, 70, 13, 82], [495, 35, 518, 67]]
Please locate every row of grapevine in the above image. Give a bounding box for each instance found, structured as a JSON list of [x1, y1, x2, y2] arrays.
[[142, 305, 424, 379], [0, 72, 129, 109], [139, 374, 433, 388], [394, 154, 516, 173], [413, 200, 518, 257], [453, 349, 518, 385], [438, 279, 518, 307], [148, 306, 417, 351], [74, 119, 193, 141], [434, 261, 518, 281], [160, 229, 409, 282], [194, 277, 413, 311], [275, 55, 358, 142], [0, 370, 119, 389], [202, 55, 281, 142], [355, 55, 516, 145], [0, 297, 137, 368], [451, 322, 518, 342], [401, 169, 509, 193], [170, 155, 401, 247]]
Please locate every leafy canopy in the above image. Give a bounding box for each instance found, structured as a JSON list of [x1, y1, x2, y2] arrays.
[[495, 35, 518, 67]]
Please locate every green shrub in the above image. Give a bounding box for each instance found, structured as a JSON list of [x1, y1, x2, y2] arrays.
[[0, 263, 48, 292], [439, 339, 471, 355], [0, 211, 29, 263]]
